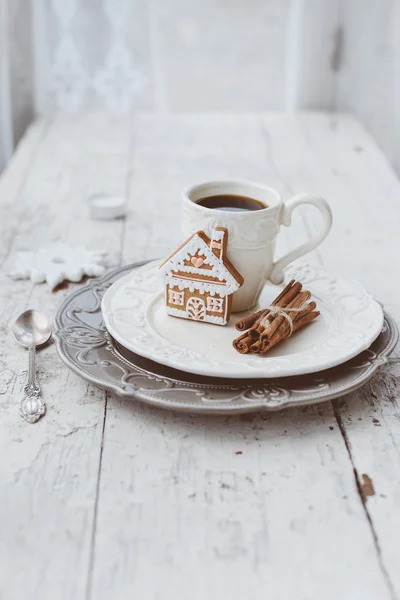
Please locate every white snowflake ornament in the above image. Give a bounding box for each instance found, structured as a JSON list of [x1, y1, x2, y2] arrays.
[[9, 244, 108, 290]]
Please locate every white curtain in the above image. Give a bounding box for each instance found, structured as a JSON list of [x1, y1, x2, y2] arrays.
[[0, 0, 399, 174], [0, 0, 35, 171], [0, 0, 13, 171], [0, 0, 290, 171]]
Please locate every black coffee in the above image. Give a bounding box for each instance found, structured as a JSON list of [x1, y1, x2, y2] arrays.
[[196, 194, 268, 212]]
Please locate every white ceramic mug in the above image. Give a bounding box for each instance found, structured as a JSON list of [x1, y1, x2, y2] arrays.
[[182, 180, 332, 312]]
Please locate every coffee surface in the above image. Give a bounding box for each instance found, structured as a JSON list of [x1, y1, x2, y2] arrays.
[[196, 194, 268, 212]]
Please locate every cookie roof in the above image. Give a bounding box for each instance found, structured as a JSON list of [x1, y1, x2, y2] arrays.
[[159, 228, 243, 295]]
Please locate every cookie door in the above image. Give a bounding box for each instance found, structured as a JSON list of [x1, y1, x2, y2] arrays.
[[187, 297, 206, 321]]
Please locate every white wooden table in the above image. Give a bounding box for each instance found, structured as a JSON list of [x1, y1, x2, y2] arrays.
[[1, 112, 400, 600]]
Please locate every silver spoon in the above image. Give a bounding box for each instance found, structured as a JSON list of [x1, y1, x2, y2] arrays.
[[12, 310, 52, 423]]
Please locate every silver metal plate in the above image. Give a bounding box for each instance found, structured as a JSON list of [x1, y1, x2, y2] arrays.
[[53, 262, 399, 414]]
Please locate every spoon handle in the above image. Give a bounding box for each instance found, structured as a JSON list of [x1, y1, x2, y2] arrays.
[[21, 346, 45, 423], [25, 346, 40, 396]]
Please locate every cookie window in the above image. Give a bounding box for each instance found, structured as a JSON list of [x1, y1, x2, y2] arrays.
[[207, 297, 223, 313], [168, 289, 184, 306]]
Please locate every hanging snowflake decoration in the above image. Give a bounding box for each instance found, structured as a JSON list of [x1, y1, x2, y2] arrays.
[[9, 244, 109, 290]]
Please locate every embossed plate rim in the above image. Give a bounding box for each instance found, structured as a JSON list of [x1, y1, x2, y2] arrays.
[[53, 262, 398, 414], [101, 260, 385, 378]]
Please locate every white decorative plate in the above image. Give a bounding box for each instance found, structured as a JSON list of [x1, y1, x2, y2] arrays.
[[53, 263, 398, 414], [101, 261, 384, 379]]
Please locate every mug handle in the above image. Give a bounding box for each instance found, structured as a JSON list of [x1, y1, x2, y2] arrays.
[[269, 193, 333, 285]]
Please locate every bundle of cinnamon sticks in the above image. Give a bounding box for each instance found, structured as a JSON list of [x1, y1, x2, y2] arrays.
[[233, 280, 319, 354]]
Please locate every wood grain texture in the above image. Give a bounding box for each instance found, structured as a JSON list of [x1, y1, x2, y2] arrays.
[[265, 111, 400, 598], [0, 113, 129, 600], [1, 112, 400, 600]]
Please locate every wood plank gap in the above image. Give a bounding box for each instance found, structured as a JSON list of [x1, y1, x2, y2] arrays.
[[85, 117, 135, 592], [85, 391, 109, 600], [332, 401, 397, 600]]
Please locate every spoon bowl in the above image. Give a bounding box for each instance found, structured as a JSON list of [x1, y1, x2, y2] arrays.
[[12, 310, 52, 348], [12, 310, 51, 423]]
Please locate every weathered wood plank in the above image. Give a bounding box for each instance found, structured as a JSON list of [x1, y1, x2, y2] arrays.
[[264, 111, 400, 598], [90, 114, 392, 600], [0, 114, 130, 600]]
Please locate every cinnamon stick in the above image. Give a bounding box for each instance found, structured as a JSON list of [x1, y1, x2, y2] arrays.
[[258, 290, 312, 341], [257, 281, 303, 330], [234, 307, 269, 332], [245, 280, 303, 341], [254, 300, 316, 353], [234, 279, 296, 331], [232, 279, 319, 355], [259, 311, 320, 354], [232, 331, 258, 354], [232, 282, 304, 354]]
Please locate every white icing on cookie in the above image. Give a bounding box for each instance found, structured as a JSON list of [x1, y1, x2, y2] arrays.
[[167, 306, 226, 325], [161, 233, 240, 293], [165, 274, 230, 297]]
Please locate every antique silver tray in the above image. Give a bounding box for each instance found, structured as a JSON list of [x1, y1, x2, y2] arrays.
[[53, 262, 399, 414]]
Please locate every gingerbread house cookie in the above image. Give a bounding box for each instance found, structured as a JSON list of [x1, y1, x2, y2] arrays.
[[159, 227, 243, 326]]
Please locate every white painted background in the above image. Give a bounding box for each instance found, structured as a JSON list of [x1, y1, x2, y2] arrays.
[[0, 0, 399, 173]]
